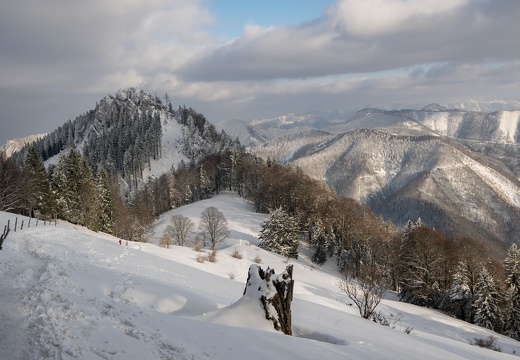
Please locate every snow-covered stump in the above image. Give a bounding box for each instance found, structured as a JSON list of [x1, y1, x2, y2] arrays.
[[243, 264, 294, 335]]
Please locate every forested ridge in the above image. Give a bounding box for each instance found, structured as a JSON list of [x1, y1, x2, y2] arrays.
[[0, 87, 519, 341]]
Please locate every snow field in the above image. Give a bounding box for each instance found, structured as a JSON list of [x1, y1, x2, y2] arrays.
[[0, 193, 519, 359]]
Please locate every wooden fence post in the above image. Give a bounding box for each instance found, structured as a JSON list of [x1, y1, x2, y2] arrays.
[[14, 217, 17, 232], [0, 225, 10, 250]]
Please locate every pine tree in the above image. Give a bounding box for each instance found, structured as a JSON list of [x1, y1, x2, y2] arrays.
[[503, 243, 520, 339], [473, 267, 502, 331], [0, 156, 22, 212], [397, 219, 420, 303], [309, 221, 335, 265], [258, 208, 299, 259], [504, 286, 520, 340], [309, 220, 326, 264], [504, 243, 520, 289], [53, 149, 100, 229], [97, 167, 115, 235], [444, 261, 473, 321], [199, 164, 212, 199], [21, 146, 55, 218]]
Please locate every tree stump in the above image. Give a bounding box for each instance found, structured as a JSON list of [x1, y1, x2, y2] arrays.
[[243, 264, 294, 335]]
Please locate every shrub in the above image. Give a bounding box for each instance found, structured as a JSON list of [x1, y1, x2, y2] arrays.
[[231, 250, 243, 259], [193, 237, 203, 252], [469, 336, 501, 352], [196, 254, 206, 263], [228, 273, 235, 280], [371, 311, 390, 326], [254, 255, 262, 264], [159, 234, 173, 248]]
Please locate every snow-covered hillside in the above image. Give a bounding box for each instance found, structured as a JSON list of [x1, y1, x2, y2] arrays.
[[216, 118, 269, 147], [0, 133, 47, 158], [0, 193, 518, 359]]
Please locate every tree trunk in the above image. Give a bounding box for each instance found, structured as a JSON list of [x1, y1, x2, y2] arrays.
[[243, 264, 294, 335]]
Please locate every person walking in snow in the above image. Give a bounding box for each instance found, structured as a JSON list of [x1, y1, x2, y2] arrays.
[[119, 239, 122, 245]]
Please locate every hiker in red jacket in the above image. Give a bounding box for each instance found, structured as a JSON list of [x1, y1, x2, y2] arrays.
[[119, 239, 122, 245]]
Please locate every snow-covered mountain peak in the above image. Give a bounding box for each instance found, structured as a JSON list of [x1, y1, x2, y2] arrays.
[[421, 103, 448, 112]]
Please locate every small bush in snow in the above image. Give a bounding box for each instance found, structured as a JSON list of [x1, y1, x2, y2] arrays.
[[254, 255, 262, 264], [469, 336, 501, 352], [196, 254, 206, 263], [228, 273, 235, 280], [192, 237, 203, 252], [231, 250, 243, 259], [371, 311, 390, 326], [159, 234, 173, 248]]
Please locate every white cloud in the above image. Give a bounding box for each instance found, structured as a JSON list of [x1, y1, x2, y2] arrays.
[[328, 0, 468, 36], [177, 0, 520, 83], [1, 0, 520, 144], [0, 0, 215, 94]]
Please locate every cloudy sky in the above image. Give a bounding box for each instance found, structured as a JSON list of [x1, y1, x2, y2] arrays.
[[1, 0, 520, 144]]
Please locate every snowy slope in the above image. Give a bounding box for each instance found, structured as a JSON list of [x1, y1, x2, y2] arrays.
[[143, 114, 188, 180], [0, 133, 47, 158], [216, 118, 269, 147], [0, 193, 519, 359]]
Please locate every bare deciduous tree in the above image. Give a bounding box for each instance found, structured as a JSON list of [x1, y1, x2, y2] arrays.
[[199, 206, 230, 250], [337, 264, 387, 319], [164, 214, 194, 246]]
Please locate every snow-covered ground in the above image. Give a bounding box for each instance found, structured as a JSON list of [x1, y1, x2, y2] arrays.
[[0, 192, 518, 359]]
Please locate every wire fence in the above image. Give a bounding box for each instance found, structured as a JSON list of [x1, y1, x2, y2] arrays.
[[0, 216, 57, 250]]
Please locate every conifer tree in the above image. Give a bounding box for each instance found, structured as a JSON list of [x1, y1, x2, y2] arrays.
[[97, 167, 115, 235], [503, 243, 520, 339], [21, 146, 55, 218], [54, 149, 100, 229], [473, 267, 502, 331], [504, 243, 520, 289], [258, 208, 299, 259], [199, 164, 212, 199], [309, 220, 334, 265], [0, 155, 22, 212], [397, 219, 420, 303], [310, 220, 327, 265], [504, 286, 520, 340], [445, 261, 473, 321]]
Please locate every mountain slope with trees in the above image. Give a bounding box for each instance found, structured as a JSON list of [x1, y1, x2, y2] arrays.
[[1, 87, 242, 240], [248, 107, 520, 249]]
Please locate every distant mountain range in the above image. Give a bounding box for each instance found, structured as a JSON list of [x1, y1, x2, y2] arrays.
[[218, 104, 520, 249]]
